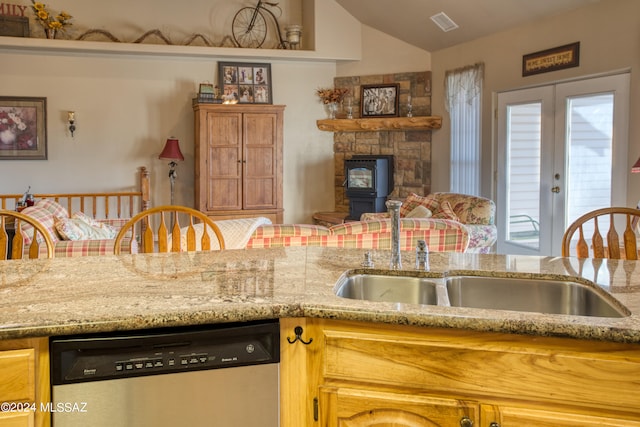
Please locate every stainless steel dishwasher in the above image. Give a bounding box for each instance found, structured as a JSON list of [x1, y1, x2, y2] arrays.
[[50, 320, 280, 427]]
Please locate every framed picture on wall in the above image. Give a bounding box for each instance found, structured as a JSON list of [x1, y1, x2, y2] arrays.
[[360, 84, 399, 118], [218, 62, 272, 104], [0, 96, 47, 160]]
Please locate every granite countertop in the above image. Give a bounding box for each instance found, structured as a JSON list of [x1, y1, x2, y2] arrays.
[[1, 247, 639, 343]]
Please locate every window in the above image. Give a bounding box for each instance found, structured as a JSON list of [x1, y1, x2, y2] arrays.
[[445, 63, 483, 195]]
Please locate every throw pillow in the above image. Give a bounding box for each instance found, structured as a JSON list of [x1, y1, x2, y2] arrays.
[[36, 199, 69, 218], [54, 217, 87, 241], [19, 205, 58, 244], [432, 200, 460, 221], [72, 211, 117, 239], [405, 205, 433, 218], [399, 193, 440, 217]]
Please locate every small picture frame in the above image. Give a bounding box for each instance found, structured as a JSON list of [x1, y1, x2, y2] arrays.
[[199, 83, 215, 94], [218, 62, 272, 104], [360, 84, 399, 118], [0, 96, 47, 160]]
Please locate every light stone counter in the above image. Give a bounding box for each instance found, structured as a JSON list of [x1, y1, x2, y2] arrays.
[[1, 247, 639, 342]]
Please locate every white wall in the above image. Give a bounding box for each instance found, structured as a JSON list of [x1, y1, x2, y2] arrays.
[[336, 24, 430, 77], [331, 24, 431, 215], [0, 0, 368, 224], [431, 0, 640, 208]]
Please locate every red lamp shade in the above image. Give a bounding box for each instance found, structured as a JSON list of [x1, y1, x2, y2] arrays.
[[158, 137, 184, 161], [632, 156, 640, 174]]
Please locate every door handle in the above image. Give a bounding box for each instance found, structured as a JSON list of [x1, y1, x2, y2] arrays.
[[551, 186, 560, 193]]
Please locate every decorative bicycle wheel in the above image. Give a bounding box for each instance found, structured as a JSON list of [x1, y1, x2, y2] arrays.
[[232, 7, 268, 48]]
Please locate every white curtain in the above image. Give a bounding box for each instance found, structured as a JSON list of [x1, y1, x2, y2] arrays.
[[445, 63, 484, 196]]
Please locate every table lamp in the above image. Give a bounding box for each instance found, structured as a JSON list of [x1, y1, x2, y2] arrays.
[[158, 137, 184, 205]]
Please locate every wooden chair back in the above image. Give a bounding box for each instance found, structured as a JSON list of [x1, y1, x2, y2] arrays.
[[561, 207, 640, 259], [0, 210, 54, 259], [114, 205, 225, 254]]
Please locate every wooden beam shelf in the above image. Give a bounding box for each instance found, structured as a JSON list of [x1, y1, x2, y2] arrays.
[[316, 116, 442, 132]]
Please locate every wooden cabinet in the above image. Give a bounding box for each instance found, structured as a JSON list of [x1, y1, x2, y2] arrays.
[[0, 338, 50, 427], [194, 104, 285, 223], [280, 318, 640, 427]]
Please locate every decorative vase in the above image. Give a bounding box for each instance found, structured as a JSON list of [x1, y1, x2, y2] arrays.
[[324, 102, 338, 119], [45, 28, 57, 39]]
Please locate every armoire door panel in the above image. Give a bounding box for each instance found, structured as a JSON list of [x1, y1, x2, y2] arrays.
[[208, 179, 241, 210], [244, 178, 275, 208], [244, 113, 277, 146], [208, 113, 242, 145], [209, 147, 241, 177], [245, 147, 275, 176]]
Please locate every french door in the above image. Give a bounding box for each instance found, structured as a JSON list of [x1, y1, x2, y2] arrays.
[[496, 73, 629, 256]]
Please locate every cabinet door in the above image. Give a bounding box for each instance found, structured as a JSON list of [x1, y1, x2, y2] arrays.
[[482, 404, 640, 427], [0, 349, 35, 404], [0, 338, 49, 427], [320, 386, 479, 427], [0, 411, 34, 427], [0, 348, 37, 426], [206, 112, 243, 210], [243, 112, 278, 209]]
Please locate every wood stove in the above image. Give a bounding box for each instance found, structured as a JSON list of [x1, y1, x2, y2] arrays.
[[344, 155, 394, 220]]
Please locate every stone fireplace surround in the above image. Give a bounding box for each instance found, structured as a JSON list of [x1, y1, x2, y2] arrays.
[[331, 71, 434, 214]]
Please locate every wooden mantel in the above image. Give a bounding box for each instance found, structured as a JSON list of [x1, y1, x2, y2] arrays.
[[316, 116, 442, 132]]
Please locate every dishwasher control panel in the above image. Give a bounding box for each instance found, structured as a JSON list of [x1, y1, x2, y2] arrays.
[[50, 320, 280, 385]]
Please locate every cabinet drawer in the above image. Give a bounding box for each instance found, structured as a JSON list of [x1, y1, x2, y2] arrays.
[[320, 386, 478, 427], [321, 324, 640, 413], [0, 349, 35, 403]]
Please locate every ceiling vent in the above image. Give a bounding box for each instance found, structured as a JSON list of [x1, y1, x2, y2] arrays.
[[430, 12, 459, 32]]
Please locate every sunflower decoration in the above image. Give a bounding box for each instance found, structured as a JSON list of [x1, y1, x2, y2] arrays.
[[31, 1, 72, 36]]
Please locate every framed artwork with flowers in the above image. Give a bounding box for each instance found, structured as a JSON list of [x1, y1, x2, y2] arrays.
[[0, 96, 47, 160]]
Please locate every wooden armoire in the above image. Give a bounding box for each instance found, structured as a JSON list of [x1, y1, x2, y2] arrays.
[[193, 103, 284, 223]]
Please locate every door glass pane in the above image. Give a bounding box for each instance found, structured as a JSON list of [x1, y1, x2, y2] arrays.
[[565, 94, 614, 243], [506, 103, 541, 249]]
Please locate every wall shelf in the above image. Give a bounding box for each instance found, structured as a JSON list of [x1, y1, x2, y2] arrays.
[[316, 116, 442, 132], [0, 36, 358, 61]]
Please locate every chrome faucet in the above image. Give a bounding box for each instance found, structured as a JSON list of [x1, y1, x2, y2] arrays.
[[386, 200, 402, 270]]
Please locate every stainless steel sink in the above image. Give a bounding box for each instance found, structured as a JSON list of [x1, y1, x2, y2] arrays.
[[334, 273, 438, 305], [445, 275, 629, 318]]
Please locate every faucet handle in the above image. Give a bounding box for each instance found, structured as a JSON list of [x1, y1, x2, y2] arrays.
[[415, 240, 429, 271], [361, 251, 374, 268]]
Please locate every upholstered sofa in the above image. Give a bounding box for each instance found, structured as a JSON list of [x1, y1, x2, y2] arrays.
[[19, 199, 136, 257], [247, 192, 496, 253], [246, 217, 470, 252]]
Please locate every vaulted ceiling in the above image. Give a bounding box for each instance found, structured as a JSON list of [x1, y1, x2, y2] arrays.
[[335, 0, 601, 52]]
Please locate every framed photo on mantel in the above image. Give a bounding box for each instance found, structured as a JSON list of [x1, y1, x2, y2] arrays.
[[218, 62, 272, 104], [360, 84, 399, 118]]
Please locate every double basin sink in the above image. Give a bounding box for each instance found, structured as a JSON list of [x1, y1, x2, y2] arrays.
[[334, 271, 630, 318]]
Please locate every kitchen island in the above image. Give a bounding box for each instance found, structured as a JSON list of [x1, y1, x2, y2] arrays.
[[1, 247, 640, 427], [0, 247, 639, 342]]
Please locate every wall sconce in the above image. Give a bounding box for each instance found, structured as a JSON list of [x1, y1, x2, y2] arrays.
[[68, 111, 76, 137], [158, 137, 184, 205]]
